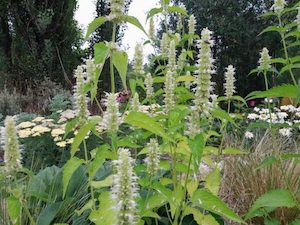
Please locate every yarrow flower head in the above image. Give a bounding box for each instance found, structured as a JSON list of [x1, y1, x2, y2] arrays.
[[108, 0, 125, 20], [194, 28, 215, 113], [111, 148, 138, 225], [271, 0, 286, 14], [224, 65, 236, 98], [101, 93, 121, 133], [145, 138, 160, 175], [149, 18, 156, 40], [73, 65, 90, 124], [130, 92, 140, 112], [133, 43, 144, 75], [144, 73, 154, 99], [1, 116, 22, 173], [161, 33, 169, 57], [164, 70, 176, 113], [258, 48, 271, 71], [168, 40, 177, 71]]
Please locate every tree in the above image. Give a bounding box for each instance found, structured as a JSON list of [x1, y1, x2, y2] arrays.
[[0, 0, 83, 91]]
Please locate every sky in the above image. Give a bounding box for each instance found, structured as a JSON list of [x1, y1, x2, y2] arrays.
[[75, 0, 160, 60]]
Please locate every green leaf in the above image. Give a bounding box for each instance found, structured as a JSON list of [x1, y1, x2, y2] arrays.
[[175, 75, 195, 83], [246, 85, 298, 100], [94, 42, 109, 65], [91, 175, 113, 189], [245, 189, 297, 220], [124, 111, 170, 140], [167, 6, 188, 16], [71, 116, 101, 157], [37, 202, 61, 225], [85, 17, 107, 40], [192, 189, 245, 224], [7, 196, 21, 225], [112, 50, 128, 89], [89, 192, 117, 225], [218, 96, 246, 104], [188, 134, 205, 168], [88, 147, 109, 179], [256, 156, 279, 170], [63, 157, 84, 197], [147, 7, 163, 20], [205, 168, 221, 195], [223, 147, 247, 155], [211, 108, 234, 123], [264, 219, 281, 225], [259, 26, 285, 35], [280, 63, 300, 74], [121, 15, 147, 35]]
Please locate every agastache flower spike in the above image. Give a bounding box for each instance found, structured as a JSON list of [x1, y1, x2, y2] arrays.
[[149, 18, 156, 40], [224, 65, 236, 98], [177, 16, 183, 32], [164, 70, 176, 113], [258, 48, 272, 71], [185, 107, 201, 138], [101, 93, 121, 133], [131, 92, 140, 112], [188, 15, 196, 45], [168, 40, 177, 71], [74, 65, 90, 124], [271, 0, 286, 14], [86, 58, 97, 83], [161, 33, 169, 57], [2, 116, 22, 173], [133, 43, 144, 75], [111, 148, 138, 225], [178, 49, 186, 70], [144, 73, 154, 99], [145, 138, 160, 175], [108, 0, 125, 20], [194, 28, 215, 112]]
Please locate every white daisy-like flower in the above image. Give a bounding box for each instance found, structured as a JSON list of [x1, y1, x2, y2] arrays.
[[245, 131, 254, 139], [279, 128, 292, 137]]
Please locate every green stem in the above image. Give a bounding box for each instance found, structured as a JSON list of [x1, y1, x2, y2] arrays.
[[278, 16, 297, 86], [22, 201, 36, 225], [110, 23, 117, 93], [95, 97, 104, 114], [83, 140, 96, 210], [227, 99, 231, 114]]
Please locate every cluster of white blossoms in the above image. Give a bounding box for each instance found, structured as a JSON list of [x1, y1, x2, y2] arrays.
[[133, 43, 144, 75], [194, 28, 215, 112], [224, 65, 236, 98], [168, 40, 177, 71], [188, 14, 196, 45], [74, 66, 90, 124], [144, 73, 154, 100], [111, 148, 138, 225], [144, 138, 160, 175], [247, 105, 300, 137], [178, 49, 186, 70], [101, 93, 122, 133], [185, 106, 201, 138], [130, 92, 140, 112], [245, 131, 254, 139], [161, 33, 170, 57], [149, 18, 156, 40], [271, 0, 286, 14], [108, 0, 125, 20], [1, 116, 22, 173], [86, 58, 97, 84], [258, 48, 272, 71], [164, 70, 176, 113]]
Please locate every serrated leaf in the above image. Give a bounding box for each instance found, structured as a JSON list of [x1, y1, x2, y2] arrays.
[[176, 75, 195, 82], [280, 63, 300, 74], [205, 168, 221, 195], [245, 189, 297, 220], [85, 17, 107, 40], [188, 134, 205, 168], [7, 196, 21, 225], [63, 157, 84, 197], [147, 7, 163, 20], [121, 15, 147, 35], [112, 50, 128, 89], [168, 6, 188, 16], [192, 189, 245, 224], [124, 112, 170, 140], [91, 175, 113, 189], [246, 85, 297, 100], [259, 26, 285, 35], [223, 147, 247, 155]]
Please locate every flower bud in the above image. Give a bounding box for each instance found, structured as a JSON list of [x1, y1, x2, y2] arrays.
[[258, 47, 271, 71], [133, 43, 144, 75]]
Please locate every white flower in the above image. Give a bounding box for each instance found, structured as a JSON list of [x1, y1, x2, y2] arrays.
[[164, 70, 176, 113], [86, 58, 97, 83], [279, 128, 292, 137], [168, 40, 177, 71], [271, 0, 286, 14], [145, 139, 160, 175], [224, 65, 236, 98], [2, 116, 22, 173], [149, 18, 156, 40], [133, 43, 144, 75], [144, 73, 154, 99], [194, 28, 215, 113], [280, 105, 296, 112], [108, 0, 125, 20], [130, 93, 140, 112], [258, 48, 271, 71], [111, 148, 138, 225], [18, 121, 36, 129], [245, 131, 254, 139], [101, 93, 121, 133], [247, 113, 259, 120], [254, 107, 261, 112], [188, 14, 196, 45], [161, 33, 169, 57], [276, 112, 288, 119]]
